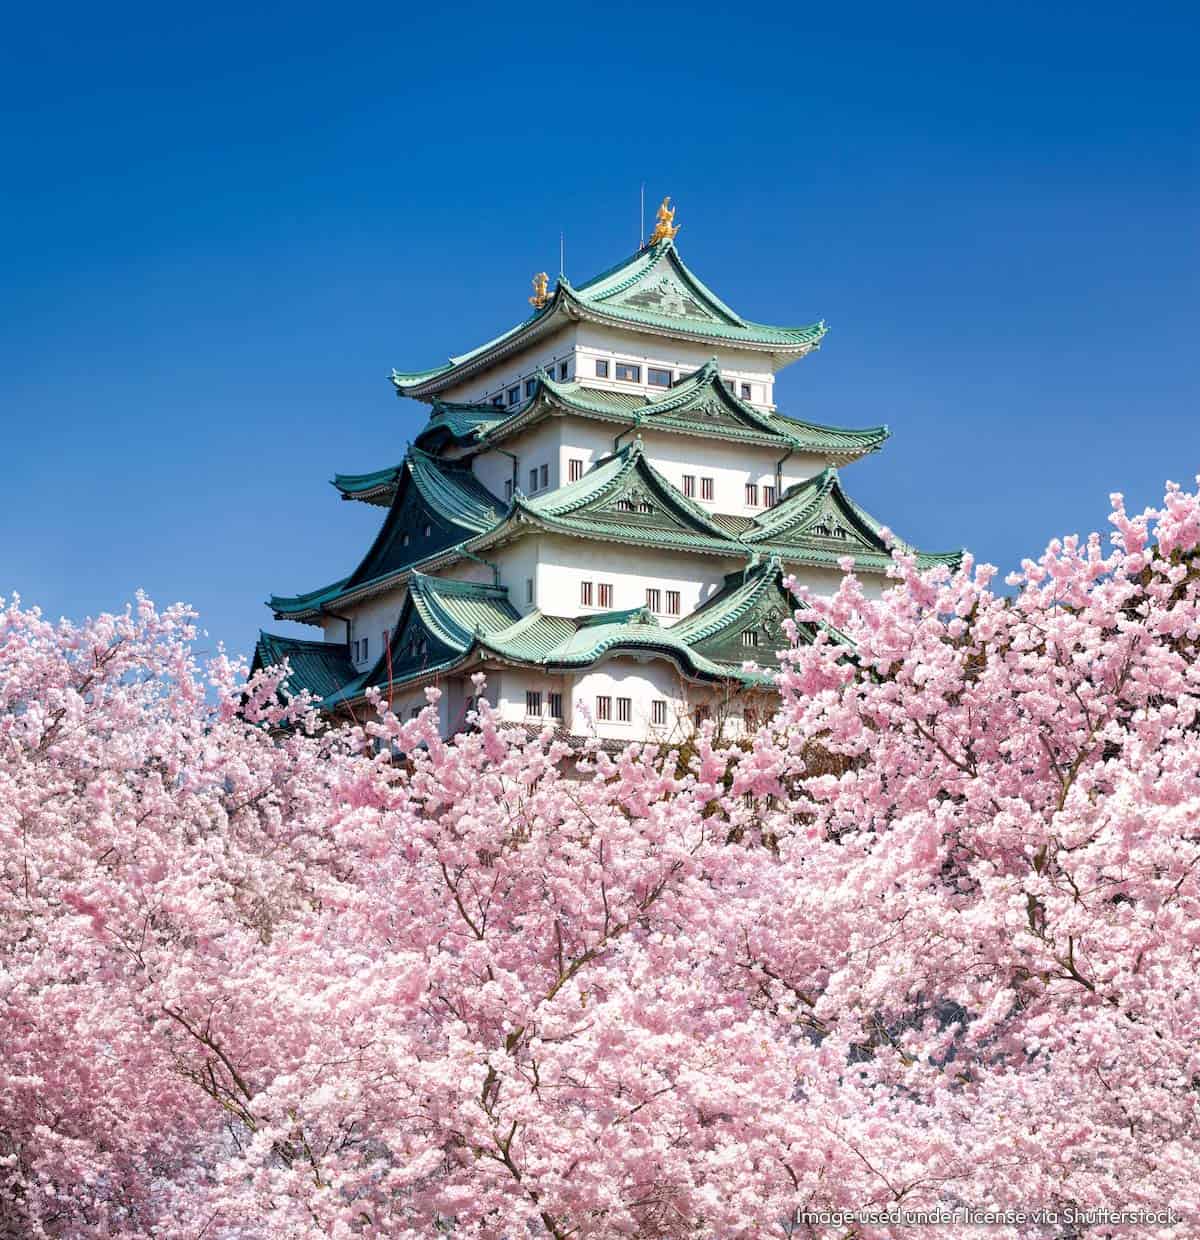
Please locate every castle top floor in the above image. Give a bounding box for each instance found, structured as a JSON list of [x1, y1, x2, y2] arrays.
[[390, 216, 826, 414]]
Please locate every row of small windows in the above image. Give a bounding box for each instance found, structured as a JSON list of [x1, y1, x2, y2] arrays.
[[525, 690, 564, 719], [500, 461, 775, 508], [524, 692, 669, 727], [595, 357, 755, 399], [579, 580, 681, 616], [492, 361, 572, 409], [745, 483, 777, 507]]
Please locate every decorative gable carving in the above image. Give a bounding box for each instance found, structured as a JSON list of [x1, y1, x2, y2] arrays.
[[616, 274, 715, 321], [806, 499, 869, 547]]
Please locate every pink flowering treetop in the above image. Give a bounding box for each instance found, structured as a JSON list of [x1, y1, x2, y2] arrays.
[[2, 479, 1198, 1237]]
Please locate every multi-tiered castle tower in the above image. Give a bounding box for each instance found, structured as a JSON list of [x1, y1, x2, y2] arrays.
[[256, 201, 956, 740]]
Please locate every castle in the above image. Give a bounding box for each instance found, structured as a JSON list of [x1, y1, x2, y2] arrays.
[[255, 201, 956, 740]]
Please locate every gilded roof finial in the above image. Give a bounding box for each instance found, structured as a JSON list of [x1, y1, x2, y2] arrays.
[[529, 271, 550, 309], [648, 196, 680, 245]]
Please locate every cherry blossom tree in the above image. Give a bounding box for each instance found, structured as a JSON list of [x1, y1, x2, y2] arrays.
[[2, 479, 1198, 1237]]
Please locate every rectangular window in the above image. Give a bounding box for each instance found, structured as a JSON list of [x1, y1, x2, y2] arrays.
[[530, 468, 539, 492], [526, 577, 534, 604], [701, 477, 714, 501], [360, 636, 368, 661], [616, 696, 632, 723], [597, 582, 613, 608], [694, 703, 711, 725], [646, 587, 661, 612], [665, 590, 680, 616], [410, 705, 421, 720], [539, 463, 549, 489], [352, 638, 359, 661], [525, 690, 542, 716], [580, 580, 594, 606], [648, 367, 672, 387], [558, 362, 569, 380], [595, 695, 612, 721], [615, 362, 640, 383], [745, 483, 759, 506], [742, 629, 760, 647], [763, 485, 777, 507], [740, 382, 752, 399], [504, 478, 514, 501], [683, 474, 696, 498], [525, 379, 536, 397], [548, 692, 563, 719], [492, 395, 504, 408], [651, 699, 667, 727], [568, 458, 584, 482], [595, 358, 609, 378], [508, 386, 520, 406]]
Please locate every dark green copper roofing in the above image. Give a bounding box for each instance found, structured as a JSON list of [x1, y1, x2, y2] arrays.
[[251, 632, 357, 702], [256, 572, 777, 712], [413, 400, 511, 452], [403, 361, 887, 460], [391, 240, 827, 399], [271, 448, 960, 625], [488, 439, 742, 557], [269, 449, 504, 619], [332, 463, 406, 506], [741, 466, 961, 572]]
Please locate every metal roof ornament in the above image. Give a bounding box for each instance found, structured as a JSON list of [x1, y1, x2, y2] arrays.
[[529, 271, 551, 309], [648, 197, 680, 245]]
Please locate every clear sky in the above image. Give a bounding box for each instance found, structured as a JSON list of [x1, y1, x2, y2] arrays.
[[2, 0, 1196, 663]]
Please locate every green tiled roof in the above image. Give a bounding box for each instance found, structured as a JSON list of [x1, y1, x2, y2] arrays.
[[491, 439, 744, 557], [251, 632, 357, 703], [407, 572, 521, 650], [272, 448, 959, 629], [742, 468, 962, 571], [391, 239, 826, 399], [402, 361, 887, 459], [332, 463, 405, 506], [414, 400, 511, 451], [301, 573, 772, 714], [479, 606, 770, 685], [269, 449, 504, 621]]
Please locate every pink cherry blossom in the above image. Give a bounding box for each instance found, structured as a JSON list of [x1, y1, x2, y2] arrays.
[[2, 477, 1199, 1237]]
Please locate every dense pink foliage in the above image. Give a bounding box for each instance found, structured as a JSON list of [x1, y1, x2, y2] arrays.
[[3, 481, 1199, 1237]]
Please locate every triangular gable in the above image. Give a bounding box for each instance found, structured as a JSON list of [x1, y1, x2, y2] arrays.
[[743, 469, 891, 557], [574, 240, 747, 329], [635, 361, 787, 441], [669, 559, 813, 668], [343, 453, 503, 591], [521, 441, 737, 547]]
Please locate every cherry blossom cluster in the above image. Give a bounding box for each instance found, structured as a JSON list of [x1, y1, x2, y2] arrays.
[[2, 479, 1198, 1237]]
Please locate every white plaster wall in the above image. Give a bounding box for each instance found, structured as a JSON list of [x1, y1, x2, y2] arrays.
[[569, 657, 693, 742], [635, 430, 831, 514], [573, 322, 779, 408], [490, 540, 544, 615], [431, 315, 815, 414], [438, 328, 578, 408], [528, 534, 743, 619], [437, 560, 498, 586], [472, 419, 564, 500], [339, 587, 408, 671]]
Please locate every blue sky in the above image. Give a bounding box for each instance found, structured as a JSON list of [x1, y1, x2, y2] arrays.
[[2, 0, 1196, 662]]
